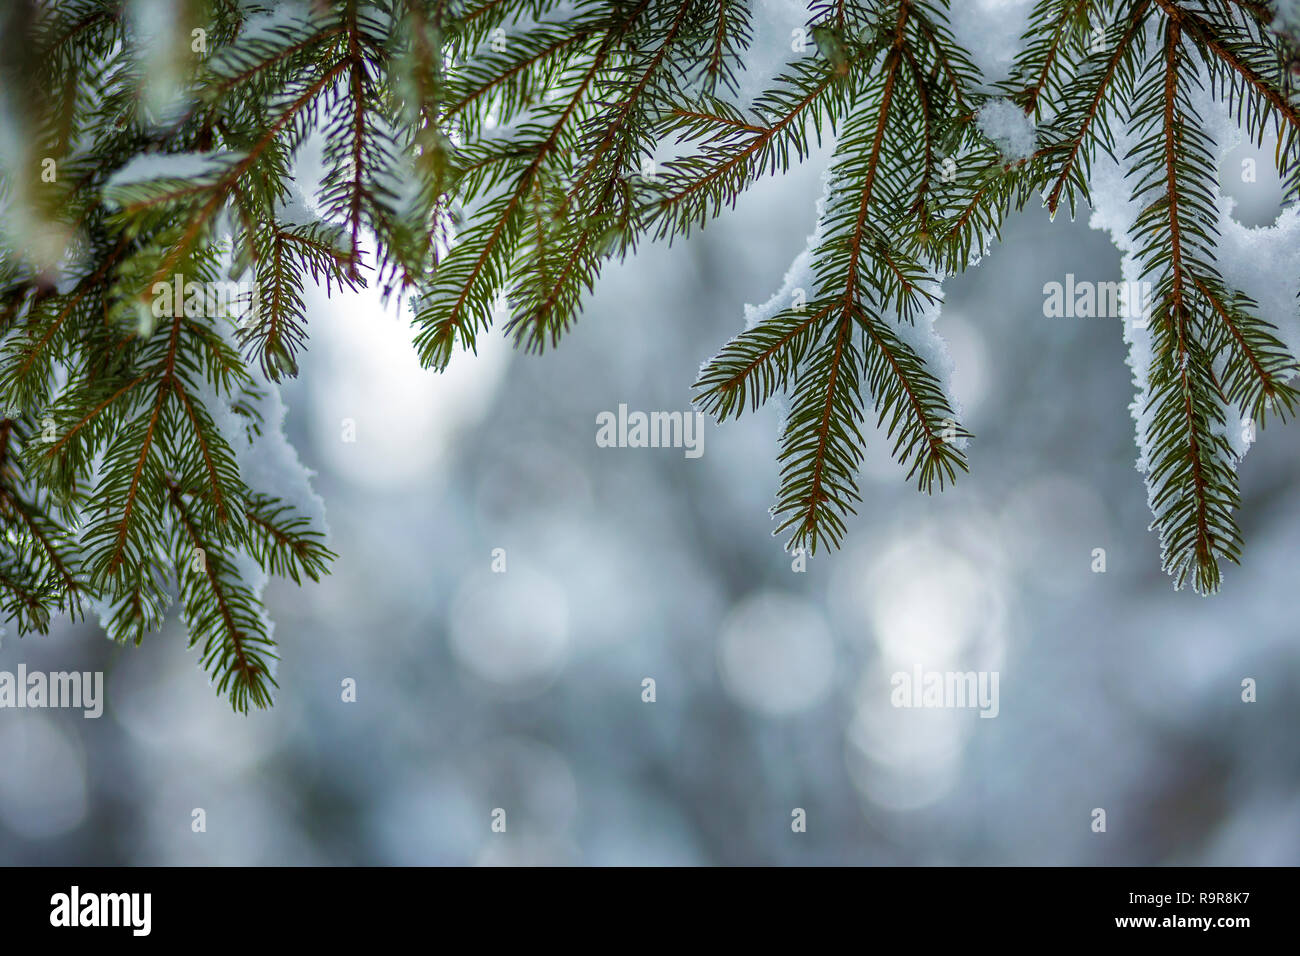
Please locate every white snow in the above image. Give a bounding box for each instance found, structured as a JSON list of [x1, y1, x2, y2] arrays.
[[724, 0, 815, 108], [739, 168, 828, 333], [104, 151, 244, 193], [234, 382, 330, 541], [948, 0, 1036, 87], [977, 98, 1038, 160], [225, 1, 319, 48], [274, 179, 321, 228]]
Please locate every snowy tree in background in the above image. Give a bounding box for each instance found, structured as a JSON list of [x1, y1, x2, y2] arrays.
[[0, 0, 1297, 709]]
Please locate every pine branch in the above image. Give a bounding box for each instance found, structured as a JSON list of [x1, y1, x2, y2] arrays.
[[166, 477, 276, 713], [773, 315, 866, 553], [694, 1, 970, 554], [1010, 0, 1094, 118], [413, 1, 651, 369], [1131, 14, 1240, 592], [0, 419, 83, 632], [1040, 0, 1154, 217]]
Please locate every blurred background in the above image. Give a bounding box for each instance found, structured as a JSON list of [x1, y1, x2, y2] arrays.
[[2, 0, 1298, 866]]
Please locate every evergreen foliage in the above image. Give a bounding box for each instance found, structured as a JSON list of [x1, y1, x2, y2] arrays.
[[1, 0, 1298, 708]]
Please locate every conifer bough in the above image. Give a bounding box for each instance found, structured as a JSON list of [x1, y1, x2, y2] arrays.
[[0, 1, 1298, 709]]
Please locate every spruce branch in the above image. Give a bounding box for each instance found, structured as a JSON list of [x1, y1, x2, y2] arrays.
[[166, 476, 276, 713]]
